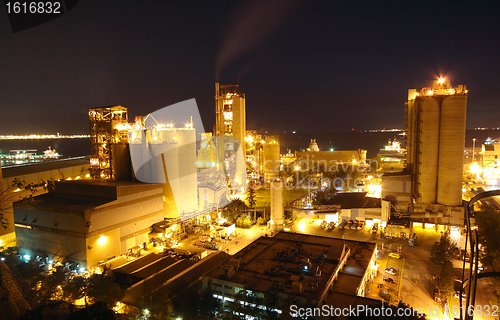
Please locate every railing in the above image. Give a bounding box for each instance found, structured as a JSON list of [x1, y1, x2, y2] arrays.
[[460, 189, 500, 320]]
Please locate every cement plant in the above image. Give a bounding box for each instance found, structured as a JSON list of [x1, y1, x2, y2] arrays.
[[1, 76, 499, 320]]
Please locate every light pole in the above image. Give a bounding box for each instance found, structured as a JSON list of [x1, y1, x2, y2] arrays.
[[472, 138, 476, 164]]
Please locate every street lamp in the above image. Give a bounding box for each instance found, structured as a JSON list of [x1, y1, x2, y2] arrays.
[[472, 138, 476, 164]]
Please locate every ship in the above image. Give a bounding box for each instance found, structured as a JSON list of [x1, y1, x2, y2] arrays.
[[0, 147, 61, 165], [378, 139, 406, 161]]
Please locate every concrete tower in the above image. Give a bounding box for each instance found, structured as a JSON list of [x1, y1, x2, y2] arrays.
[[215, 83, 246, 156], [263, 135, 284, 231], [406, 79, 467, 206]]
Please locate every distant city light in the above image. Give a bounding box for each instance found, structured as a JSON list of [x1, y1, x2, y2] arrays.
[[23, 254, 30, 261], [0, 134, 89, 140], [438, 77, 445, 84]]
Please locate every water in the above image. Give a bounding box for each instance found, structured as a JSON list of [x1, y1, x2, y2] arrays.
[[0, 129, 497, 166], [0, 139, 90, 167]]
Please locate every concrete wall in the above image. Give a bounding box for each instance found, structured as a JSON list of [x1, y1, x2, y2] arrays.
[[13, 183, 164, 270], [437, 96, 467, 206], [417, 97, 440, 204], [15, 227, 87, 266], [339, 203, 389, 222], [86, 228, 121, 269]]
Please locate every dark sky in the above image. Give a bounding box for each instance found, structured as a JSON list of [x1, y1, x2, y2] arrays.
[[1, 0, 499, 134]]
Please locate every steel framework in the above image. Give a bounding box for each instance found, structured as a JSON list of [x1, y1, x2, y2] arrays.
[[88, 106, 128, 179]]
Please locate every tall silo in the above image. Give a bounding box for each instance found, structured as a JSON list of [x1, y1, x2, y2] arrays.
[[263, 135, 280, 183], [406, 79, 467, 207], [270, 180, 284, 229], [437, 95, 467, 206], [174, 129, 198, 218]]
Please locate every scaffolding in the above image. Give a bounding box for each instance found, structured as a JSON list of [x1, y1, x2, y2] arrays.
[[89, 106, 128, 179]]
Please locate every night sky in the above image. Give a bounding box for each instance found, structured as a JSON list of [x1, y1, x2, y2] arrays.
[[1, 0, 499, 135]]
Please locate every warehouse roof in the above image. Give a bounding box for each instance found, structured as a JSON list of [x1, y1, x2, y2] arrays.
[[2, 156, 90, 178], [323, 192, 381, 209]]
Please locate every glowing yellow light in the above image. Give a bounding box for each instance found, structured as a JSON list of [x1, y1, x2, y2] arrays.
[[97, 235, 107, 245], [427, 90, 433, 95], [438, 77, 445, 84], [85, 174, 90, 178], [470, 162, 482, 175], [115, 123, 129, 131], [298, 222, 306, 232], [352, 159, 357, 164]]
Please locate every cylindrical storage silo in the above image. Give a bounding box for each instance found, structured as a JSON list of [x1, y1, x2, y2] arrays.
[[417, 97, 440, 204], [156, 141, 179, 219], [437, 95, 467, 206], [174, 129, 198, 219], [270, 180, 284, 230], [263, 135, 280, 183]]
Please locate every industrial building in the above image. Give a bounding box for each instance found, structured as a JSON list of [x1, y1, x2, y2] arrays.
[[294, 149, 367, 172], [13, 179, 164, 270], [382, 78, 468, 229], [480, 142, 500, 186], [316, 192, 390, 225], [89, 106, 130, 180], [0, 157, 91, 247], [203, 232, 377, 318]]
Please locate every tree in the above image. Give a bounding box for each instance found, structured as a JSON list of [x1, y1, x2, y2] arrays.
[[430, 232, 458, 265], [38, 265, 67, 304], [474, 206, 500, 271], [63, 275, 86, 303], [246, 180, 256, 208], [439, 260, 455, 303], [223, 199, 248, 224], [169, 280, 221, 320], [85, 266, 124, 306]]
